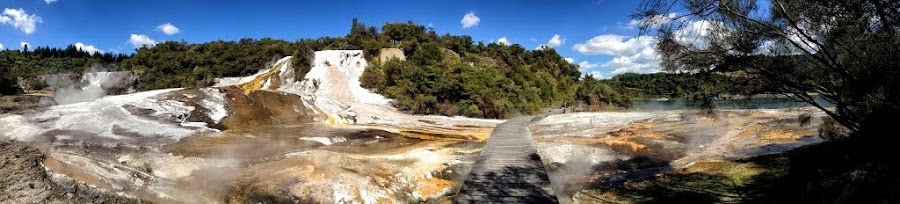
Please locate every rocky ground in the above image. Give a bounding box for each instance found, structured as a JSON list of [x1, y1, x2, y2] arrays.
[[529, 108, 825, 203], [0, 91, 52, 114], [0, 53, 499, 203], [0, 139, 141, 204], [0, 51, 831, 203], [0, 86, 493, 203]]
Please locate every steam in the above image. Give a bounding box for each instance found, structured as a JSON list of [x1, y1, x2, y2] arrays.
[[548, 155, 599, 204], [538, 143, 627, 204], [41, 64, 137, 105]]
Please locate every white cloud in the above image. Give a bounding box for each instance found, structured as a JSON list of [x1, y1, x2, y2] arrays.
[[74, 42, 102, 54], [497, 37, 510, 45], [0, 8, 43, 34], [44, 0, 58, 4], [604, 47, 662, 75], [427, 23, 434, 28], [0, 43, 4, 50], [627, 13, 677, 29], [564, 57, 574, 63], [20, 41, 28, 48], [626, 16, 722, 51], [547, 35, 565, 47], [586, 71, 608, 79], [626, 20, 641, 29], [756, 24, 820, 55], [536, 34, 565, 50], [460, 12, 480, 28], [673, 20, 718, 50], [129, 34, 158, 48], [575, 60, 607, 78], [578, 61, 599, 70], [573, 34, 663, 75], [573, 34, 656, 56], [156, 23, 181, 35]]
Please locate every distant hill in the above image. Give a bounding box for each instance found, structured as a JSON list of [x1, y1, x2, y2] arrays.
[[0, 19, 633, 118], [120, 19, 631, 118], [0, 45, 128, 95], [602, 72, 764, 100]]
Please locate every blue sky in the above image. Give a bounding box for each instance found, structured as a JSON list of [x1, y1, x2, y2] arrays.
[[1, 0, 675, 78]]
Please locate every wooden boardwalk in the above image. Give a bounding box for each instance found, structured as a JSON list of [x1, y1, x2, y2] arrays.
[[454, 116, 558, 204]]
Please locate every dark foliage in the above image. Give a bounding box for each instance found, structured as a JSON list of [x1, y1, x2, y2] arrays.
[[352, 21, 630, 118], [360, 33, 587, 118], [1, 20, 632, 118], [634, 0, 900, 202], [636, 0, 900, 136], [0, 46, 129, 93], [0, 77, 23, 95], [603, 139, 900, 203], [603, 72, 746, 100], [121, 39, 316, 90], [0, 45, 128, 77], [577, 75, 631, 111]]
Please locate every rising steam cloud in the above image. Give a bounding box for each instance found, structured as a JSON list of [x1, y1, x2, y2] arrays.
[[41, 64, 137, 105]]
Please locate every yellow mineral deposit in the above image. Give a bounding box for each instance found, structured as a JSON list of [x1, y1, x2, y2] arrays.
[[0, 52, 501, 203], [239, 57, 292, 93], [0, 50, 826, 204], [529, 109, 826, 203]]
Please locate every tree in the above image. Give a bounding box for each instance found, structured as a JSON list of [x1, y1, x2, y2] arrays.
[[633, 3, 900, 202], [577, 74, 631, 111], [635, 0, 899, 141]]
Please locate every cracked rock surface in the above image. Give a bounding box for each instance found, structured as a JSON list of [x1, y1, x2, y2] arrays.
[[0, 140, 141, 204]]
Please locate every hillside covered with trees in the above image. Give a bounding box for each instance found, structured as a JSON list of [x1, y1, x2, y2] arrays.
[[1, 19, 632, 118], [627, 0, 900, 202], [119, 39, 317, 90], [602, 72, 761, 100], [0, 46, 129, 95], [0, 45, 129, 77], [357, 21, 587, 118]]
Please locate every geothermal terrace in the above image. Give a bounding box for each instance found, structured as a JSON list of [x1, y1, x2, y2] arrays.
[[0, 50, 826, 203]]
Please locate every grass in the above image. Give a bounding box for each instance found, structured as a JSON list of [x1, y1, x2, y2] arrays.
[[0, 95, 44, 113], [574, 139, 900, 203], [584, 158, 787, 203]]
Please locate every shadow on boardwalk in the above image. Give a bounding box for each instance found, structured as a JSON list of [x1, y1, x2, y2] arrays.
[[455, 153, 557, 203]]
